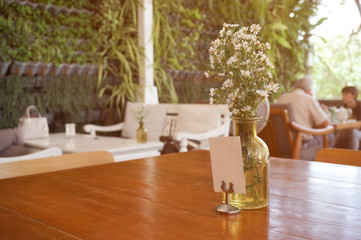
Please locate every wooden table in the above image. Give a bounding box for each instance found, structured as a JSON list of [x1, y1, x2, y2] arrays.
[[333, 120, 361, 130], [24, 133, 164, 162], [1, 150, 361, 239]]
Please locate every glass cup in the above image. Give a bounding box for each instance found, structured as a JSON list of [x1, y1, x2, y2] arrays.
[[65, 123, 76, 139]]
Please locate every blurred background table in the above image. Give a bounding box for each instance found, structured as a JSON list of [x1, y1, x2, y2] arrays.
[[332, 120, 361, 130], [24, 133, 164, 162]]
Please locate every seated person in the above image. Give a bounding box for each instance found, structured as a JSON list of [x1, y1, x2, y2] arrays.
[[334, 86, 361, 150], [0, 128, 30, 157], [277, 76, 335, 160], [341, 86, 361, 120]]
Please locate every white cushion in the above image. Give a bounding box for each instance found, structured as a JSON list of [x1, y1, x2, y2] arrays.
[[122, 102, 168, 141], [175, 104, 223, 133]]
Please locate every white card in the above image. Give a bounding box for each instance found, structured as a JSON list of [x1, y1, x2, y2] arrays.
[[209, 137, 246, 193]]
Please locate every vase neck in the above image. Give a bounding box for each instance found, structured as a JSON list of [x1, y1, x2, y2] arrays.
[[232, 118, 258, 138]]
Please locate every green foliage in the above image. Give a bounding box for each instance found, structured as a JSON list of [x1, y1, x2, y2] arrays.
[[96, 0, 179, 115], [1, 0, 322, 114], [154, 0, 322, 101], [0, 77, 32, 128], [1, 0, 99, 64], [312, 34, 361, 99], [95, 0, 140, 116], [0, 75, 105, 129]]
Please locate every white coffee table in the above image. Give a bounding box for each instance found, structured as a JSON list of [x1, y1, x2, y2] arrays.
[[24, 133, 164, 162]]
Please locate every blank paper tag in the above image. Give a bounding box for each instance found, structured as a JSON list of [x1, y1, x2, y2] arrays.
[[209, 137, 246, 194]]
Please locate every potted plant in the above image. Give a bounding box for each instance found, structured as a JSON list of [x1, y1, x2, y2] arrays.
[[0, 45, 11, 76], [26, 40, 43, 77], [10, 46, 31, 76]]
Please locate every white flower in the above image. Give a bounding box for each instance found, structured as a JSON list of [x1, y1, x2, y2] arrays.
[[264, 42, 271, 50], [243, 106, 252, 112], [266, 82, 279, 93], [241, 70, 251, 77], [212, 39, 221, 47], [266, 58, 275, 68], [219, 28, 225, 37], [209, 97, 214, 105], [232, 108, 240, 115], [260, 53, 267, 61], [228, 91, 237, 101], [236, 31, 245, 40], [250, 24, 261, 34], [249, 34, 257, 42], [221, 79, 233, 89], [229, 71, 233, 76], [256, 89, 269, 98], [210, 56, 215, 69], [209, 46, 217, 55], [209, 88, 215, 96], [226, 98, 233, 106], [267, 71, 273, 78], [240, 26, 248, 33], [204, 71, 209, 78], [227, 55, 238, 65]]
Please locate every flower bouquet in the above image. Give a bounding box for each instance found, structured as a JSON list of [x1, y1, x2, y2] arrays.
[[206, 23, 279, 118], [207, 23, 279, 209]]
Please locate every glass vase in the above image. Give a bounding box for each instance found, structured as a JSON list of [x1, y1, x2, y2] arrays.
[[136, 121, 147, 143], [227, 117, 270, 209]]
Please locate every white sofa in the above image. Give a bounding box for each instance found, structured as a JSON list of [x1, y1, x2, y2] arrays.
[[0, 147, 62, 164], [83, 102, 230, 152]]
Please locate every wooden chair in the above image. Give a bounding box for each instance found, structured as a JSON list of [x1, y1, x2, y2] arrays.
[[315, 148, 361, 167], [0, 151, 114, 179], [259, 103, 334, 160]]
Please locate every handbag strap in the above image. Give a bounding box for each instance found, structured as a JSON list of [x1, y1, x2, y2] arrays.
[[26, 105, 42, 118]]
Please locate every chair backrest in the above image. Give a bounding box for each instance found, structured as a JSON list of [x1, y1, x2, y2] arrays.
[[259, 103, 295, 158], [315, 148, 361, 167], [0, 151, 114, 179]]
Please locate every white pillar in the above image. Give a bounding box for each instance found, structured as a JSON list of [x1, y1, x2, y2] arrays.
[[137, 0, 158, 104]]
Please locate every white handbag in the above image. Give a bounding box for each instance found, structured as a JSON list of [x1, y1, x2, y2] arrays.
[[18, 105, 49, 140]]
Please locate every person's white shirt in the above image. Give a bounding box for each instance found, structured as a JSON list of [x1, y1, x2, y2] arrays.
[[277, 88, 328, 140]]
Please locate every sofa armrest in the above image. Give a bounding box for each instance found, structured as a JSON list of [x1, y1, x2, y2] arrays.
[[83, 122, 124, 137], [0, 147, 62, 164], [175, 124, 230, 152]]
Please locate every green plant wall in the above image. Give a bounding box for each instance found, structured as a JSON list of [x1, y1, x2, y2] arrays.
[[0, 75, 107, 130], [152, 0, 323, 101], [1, 0, 323, 124], [0, 0, 99, 65]]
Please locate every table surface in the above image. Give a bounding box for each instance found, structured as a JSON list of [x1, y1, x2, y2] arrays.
[[333, 119, 361, 130], [1, 150, 361, 240], [24, 133, 164, 158]]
